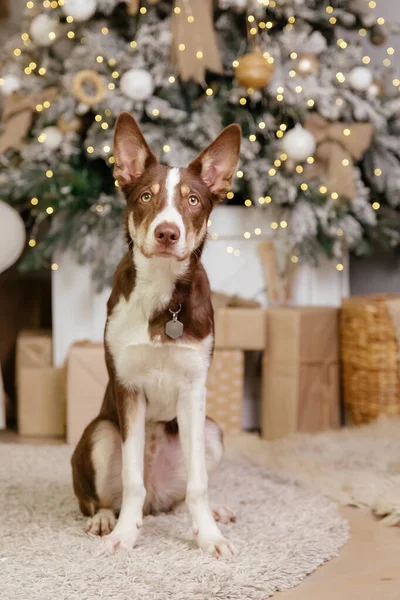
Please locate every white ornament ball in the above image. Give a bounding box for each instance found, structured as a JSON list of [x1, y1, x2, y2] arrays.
[[76, 103, 90, 115], [61, 0, 97, 21], [281, 124, 316, 162], [40, 126, 64, 151], [0, 202, 26, 275], [30, 14, 59, 46], [120, 68, 154, 101], [349, 66, 373, 91], [0, 74, 21, 96]]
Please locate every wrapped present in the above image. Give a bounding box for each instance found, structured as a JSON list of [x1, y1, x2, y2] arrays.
[[16, 330, 52, 370], [66, 341, 245, 445], [18, 367, 64, 437], [66, 342, 107, 445], [206, 349, 244, 435], [16, 330, 64, 437], [261, 307, 340, 440], [211, 292, 266, 350], [214, 308, 266, 350], [211, 291, 261, 311]]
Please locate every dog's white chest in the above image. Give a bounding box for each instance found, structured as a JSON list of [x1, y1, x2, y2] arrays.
[[106, 267, 212, 422]]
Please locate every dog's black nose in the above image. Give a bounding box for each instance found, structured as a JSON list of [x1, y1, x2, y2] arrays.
[[154, 222, 181, 245]]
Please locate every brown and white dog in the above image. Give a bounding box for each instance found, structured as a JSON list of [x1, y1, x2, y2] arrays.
[[71, 112, 241, 558]]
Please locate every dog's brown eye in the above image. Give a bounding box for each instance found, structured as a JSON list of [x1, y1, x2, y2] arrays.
[[188, 195, 199, 206], [141, 192, 152, 203]]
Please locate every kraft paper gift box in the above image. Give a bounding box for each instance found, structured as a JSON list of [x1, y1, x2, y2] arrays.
[[66, 342, 108, 445], [261, 307, 340, 441], [16, 330, 65, 437], [214, 308, 266, 350], [18, 367, 65, 436], [206, 349, 244, 435], [66, 341, 245, 445], [16, 330, 53, 369]]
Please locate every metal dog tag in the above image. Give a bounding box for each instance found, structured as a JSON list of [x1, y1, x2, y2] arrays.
[[166, 304, 183, 340]]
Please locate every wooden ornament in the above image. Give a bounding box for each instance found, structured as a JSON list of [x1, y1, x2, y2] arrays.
[[57, 115, 83, 134], [126, 0, 139, 15], [370, 24, 388, 46], [235, 51, 274, 89], [71, 70, 106, 106]]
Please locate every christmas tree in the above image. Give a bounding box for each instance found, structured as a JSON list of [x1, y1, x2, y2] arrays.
[[1, 0, 400, 288]]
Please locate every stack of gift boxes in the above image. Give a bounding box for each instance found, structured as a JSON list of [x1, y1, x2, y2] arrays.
[[15, 304, 341, 442]]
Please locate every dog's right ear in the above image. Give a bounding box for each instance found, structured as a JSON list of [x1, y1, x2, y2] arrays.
[[113, 112, 157, 187]]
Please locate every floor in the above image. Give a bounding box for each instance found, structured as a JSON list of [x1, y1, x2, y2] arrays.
[[1, 430, 399, 600]]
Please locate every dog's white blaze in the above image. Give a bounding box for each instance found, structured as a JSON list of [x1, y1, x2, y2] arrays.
[[146, 167, 186, 255], [166, 167, 181, 207]]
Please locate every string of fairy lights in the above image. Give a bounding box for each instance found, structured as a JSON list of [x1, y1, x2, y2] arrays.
[[1, 0, 398, 273]]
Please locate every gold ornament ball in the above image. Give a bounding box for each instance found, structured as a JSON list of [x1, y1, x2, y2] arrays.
[[296, 52, 320, 76], [235, 52, 274, 89], [57, 116, 83, 134]]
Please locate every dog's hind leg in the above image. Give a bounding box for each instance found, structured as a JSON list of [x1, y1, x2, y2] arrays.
[[71, 418, 122, 536]]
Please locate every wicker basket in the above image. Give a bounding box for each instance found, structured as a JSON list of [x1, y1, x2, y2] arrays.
[[341, 294, 400, 424]]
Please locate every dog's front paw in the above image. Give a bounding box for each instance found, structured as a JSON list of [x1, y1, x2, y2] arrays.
[[197, 533, 236, 559], [86, 509, 116, 536], [213, 504, 236, 525], [101, 524, 141, 552]]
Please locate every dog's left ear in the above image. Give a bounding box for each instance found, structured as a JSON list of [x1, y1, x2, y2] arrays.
[[188, 124, 241, 201]]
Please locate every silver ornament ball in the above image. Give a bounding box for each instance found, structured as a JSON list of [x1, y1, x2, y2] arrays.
[[120, 68, 154, 101], [30, 14, 59, 47], [40, 127, 64, 151], [61, 0, 97, 22], [349, 66, 373, 91], [281, 124, 316, 163], [0, 74, 21, 95]]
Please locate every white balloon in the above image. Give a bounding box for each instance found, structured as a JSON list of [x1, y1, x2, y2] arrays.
[[0, 202, 26, 275], [0, 74, 21, 96], [61, 0, 97, 22], [120, 68, 154, 101], [349, 66, 373, 92], [30, 14, 59, 47], [40, 126, 64, 151], [281, 124, 316, 162]]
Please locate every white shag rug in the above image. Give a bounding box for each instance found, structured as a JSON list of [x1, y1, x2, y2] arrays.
[[226, 417, 400, 526], [0, 445, 348, 600]]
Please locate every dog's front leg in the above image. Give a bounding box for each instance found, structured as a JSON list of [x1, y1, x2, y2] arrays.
[[103, 388, 146, 552], [177, 382, 235, 558]]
